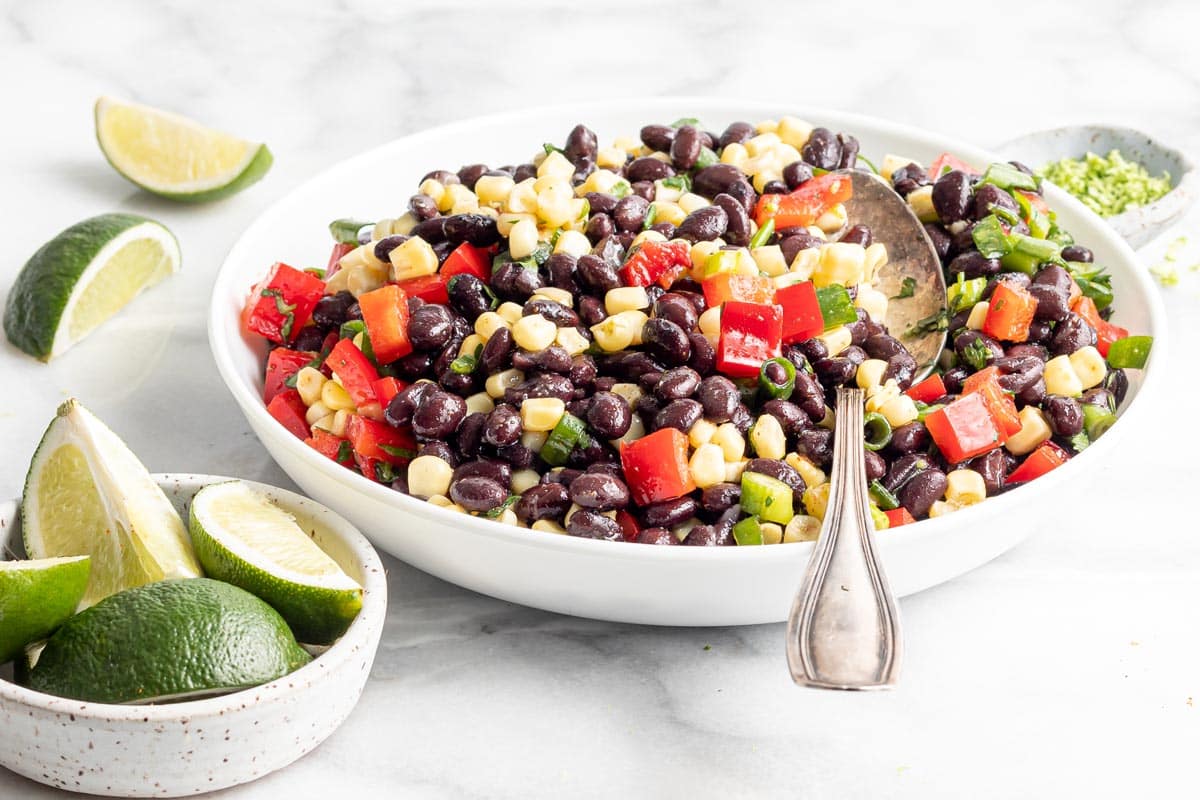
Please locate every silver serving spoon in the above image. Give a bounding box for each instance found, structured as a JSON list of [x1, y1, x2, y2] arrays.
[[786, 170, 947, 690]]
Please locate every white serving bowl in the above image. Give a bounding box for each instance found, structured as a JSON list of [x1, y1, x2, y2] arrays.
[[997, 125, 1197, 249], [0, 474, 386, 797], [209, 99, 1167, 627]]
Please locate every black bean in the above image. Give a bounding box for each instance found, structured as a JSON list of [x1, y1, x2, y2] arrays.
[[899, 469, 947, 518], [655, 367, 701, 400], [637, 527, 677, 545], [439, 368, 476, 395], [444, 213, 499, 247], [1105, 369, 1129, 407], [569, 473, 630, 511], [718, 121, 755, 148], [1017, 378, 1046, 406], [700, 482, 741, 514], [312, 290, 357, 330], [763, 180, 788, 194], [542, 253, 577, 293], [884, 353, 918, 389], [923, 223, 952, 259], [408, 194, 439, 221], [641, 318, 691, 366], [454, 412, 485, 458], [779, 232, 823, 267], [626, 157, 675, 183], [697, 375, 738, 421], [600, 351, 664, 382], [480, 404, 520, 447], [407, 304, 454, 352], [713, 194, 750, 246], [567, 354, 596, 389], [993, 355, 1044, 394], [576, 254, 621, 293], [655, 293, 698, 331], [688, 332, 716, 376], [840, 224, 872, 247], [954, 330, 1004, 364], [760, 399, 807, 436], [411, 217, 448, 245], [655, 399, 703, 432], [693, 164, 749, 199], [1061, 245, 1093, 263], [1029, 283, 1070, 322], [1082, 387, 1116, 413], [564, 124, 598, 166], [476, 328, 512, 374], [1043, 395, 1083, 436], [1006, 343, 1049, 361], [373, 234, 408, 263], [411, 391, 467, 440], [419, 441, 458, 468], [802, 127, 841, 170], [841, 346, 867, 366], [783, 161, 814, 191], [290, 326, 324, 352], [815, 357, 857, 386], [931, 171, 972, 225], [683, 519, 733, 546], [640, 124, 676, 152], [863, 334, 905, 361], [514, 483, 569, 522], [421, 169, 458, 186], [384, 382, 433, 428], [585, 213, 615, 243], [491, 261, 543, 301], [1051, 313, 1097, 356], [578, 295, 608, 327], [864, 450, 887, 482], [630, 182, 654, 202], [791, 371, 827, 423], [892, 163, 929, 196], [587, 391, 632, 439], [968, 450, 1008, 495], [523, 298, 579, 328], [796, 427, 834, 466], [449, 476, 506, 513], [837, 133, 860, 169], [730, 403, 752, 433], [567, 509, 623, 541], [446, 274, 491, 321], [677, 206, 729, 243], [497, 442, 535, 469], [971, 183, 1019, 221], [456, 164, 489, 190], [948, 251, 1001, 280], [514, 345, 573, 375], [983, 272, 1032, 300], [453, 459, 512, 489], [889, 422, 929, 454], [1027, 319, 1055, 345], [670, 125, 702, 170]]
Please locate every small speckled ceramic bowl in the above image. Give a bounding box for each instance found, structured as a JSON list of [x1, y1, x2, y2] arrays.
[[0, 474, 386, 797], [997, 125, 1197, 249]]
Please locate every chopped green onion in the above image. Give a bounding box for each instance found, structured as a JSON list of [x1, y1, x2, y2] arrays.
[[1106, 335, 1153, 369], [328, 218, 373, 244], [703, 250, 738, 277], [1066, 431, 1090, 453], [694, 146, 719, 169], [1082, 403, 1117, 440], [947, 274, 987, 314], [891, 276, 917, 300], [671, 117, 701, 128], [869, 479, 899, 511], [543, 142, 564, 156], [907, 308, 949, 337], [1014, 191, 1053, 239], [856, 153, 879, 174], [863, 412, 892, 451], [485, 495, 520, 518], [971, 215, 1012, 259], [1001, 233, 1062, 275], [611, 180, 632, 199], [961, 338, 992, 371], [988, 205, 1023, 227], [339, 319, 366, 340], [739, 472, 795, 525], [748, 218, 775, 249], [642, 203, 658, 231], [732, 516, 764, 546], [379, 443, 418, 459], [869, 505, 890, 531], [758, 357, 796, 400], [1066, 262, 1114, 309], [335, 440, 354, 464], [373, 462, 397, 484], [661, 174, 691, 192], [1046, 225, 1075, 247], [980, 162, 1039, 193], [450, 353, 478, 374], [815, 285, 857, 329], [539, 413, 587, 467], [915, 401, 944, 423]]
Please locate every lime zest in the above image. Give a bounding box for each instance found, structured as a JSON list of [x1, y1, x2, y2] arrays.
[[1037, 149, 1172, 218]]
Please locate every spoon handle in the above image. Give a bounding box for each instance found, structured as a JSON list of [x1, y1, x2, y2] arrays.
[[786, 387, 902, 690]]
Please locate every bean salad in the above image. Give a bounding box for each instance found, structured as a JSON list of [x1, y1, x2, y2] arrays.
[[244, 115, 1154, 546]]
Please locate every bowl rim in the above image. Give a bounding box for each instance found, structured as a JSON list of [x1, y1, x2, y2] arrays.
[[208, 97, 1169, 564], [0, 473, 387, 720], [994, 123, 1198, 229]]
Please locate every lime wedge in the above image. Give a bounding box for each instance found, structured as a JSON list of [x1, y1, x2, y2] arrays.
[[3, 213, 180, 361], [189, 481, 362, 645], [26, 578, 310, 704], [95, 96, 272, 202], [0, 556, 91, 664], [22, 399, 201, 608]]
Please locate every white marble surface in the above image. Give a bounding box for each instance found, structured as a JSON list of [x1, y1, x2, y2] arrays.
[[2, 0, 1199, 797]]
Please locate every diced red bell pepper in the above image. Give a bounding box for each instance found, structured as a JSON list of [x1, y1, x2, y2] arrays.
[[620, 428, 695, 506], [306, 429, 355, 468], [774, 281, 825, 344], [982, 282, 1038, 343], [616, 509, 641, 543], [716, 301, 783, 378], [357, 284, 414, 364], [327, 338, 383, 419], [927, 153, 978, 180], [905, 373, 947, 404], [346, 414, 418, 467], [702, 272, 776, 308], [263, 347, 316, 404], [1072, 295, 1128, 358], [924, 393, 1004, 463], [396, 273, 450, 305], [266, 389, 310, 440], [884, 507, 916, 528], [1005, 441, 1069, 485], [440, 242, 492, 283], [326, 242, 355, 276], [752, 172, 853, 229], [242, 263, 327, 345], [371, 376, 408, 408], [619, 239, 692, 288], [961, 367, 1021, 438]]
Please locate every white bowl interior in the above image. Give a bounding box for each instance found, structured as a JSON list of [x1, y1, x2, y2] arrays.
[[209, 99, 1167, 626]]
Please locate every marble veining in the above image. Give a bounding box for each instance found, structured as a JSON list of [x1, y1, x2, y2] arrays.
[[1, 0, 1199, 796]]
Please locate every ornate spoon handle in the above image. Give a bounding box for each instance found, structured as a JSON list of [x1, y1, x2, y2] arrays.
[[786, 386, 902, 690]]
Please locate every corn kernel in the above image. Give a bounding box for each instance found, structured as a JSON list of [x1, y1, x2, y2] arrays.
[[759, 522, 784, 545], [690, 239, 722, 274], [497, 507, 520, 526], [653, 202, 687, 227], [813, 242, 867, 288], [605, 286, 650, 315], [814, 325, 852, 356], [407, 455, 454, 498], [631, 230, 667, 248], [803, 482, 832, 520], [419, 178, 447, 209], [945, 469, 987, 506], [880, 153, 921, 182], [734, 248, 759, 276], [1044, 355, 1084, 397], [786, 454, 827, 488], [776, 116, 813, 149], [596, 147, 626, 170], [474, 311, 510, 341], [862, 243, 889, 283], [506, 179, 538, 214], [852, 283, 887, 324], [495, 302, 524, 325], [688, 418, 718, 448], [311, 413, 335, 434], [532, 519, 568, 535], [1069, 345, 1106, 390], [620, 310, 651, 346], [966, 301, 990, 330], [928, 500, 957, 518], [815, 203, 848, 234], [521, 397, 566, 432], [784, 514, 821, 543], [749, 414, 786, 460], [1006, 406, 1053, 456], [612, 413, 645, 447], [329, 409, 350, 438], [508, 218, 540, 260], [751, 245, 788, 277], [865, 380, 901, 414], [465, 392, 495, 416], [511, 469, 541, 495], [907, 185, 938, 223], [790, 246, 821, 280], [295, 367, 326, 407], [698, 306, 722, 337], [553, 229, 591, 258], [678, 192, 709, 214], [320, 379, 356, 412], [653, 180, 682, 204], [712, 423, 746, 462], [555, 326, 591, 356], [537, 182, 575, 228], [305, 401, 331, 427], [724, 459, 749, 483], [720, 142, 749, 168], [475, 174, 514, 207], [609, 382, 643, 406], [591, 313, 636, 352], [745, 132, 781, 157], [537, 150, 575, 180], [856, 359, 889, 390], [512, 313, 558, 351], [879, 394, 919, 429], [486, 368, 524, 399], [689, 443, 726, 489], [521, 429, 548, 452]]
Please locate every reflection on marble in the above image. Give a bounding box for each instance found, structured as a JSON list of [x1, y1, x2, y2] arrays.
[[1, 0, 1199, 796]]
